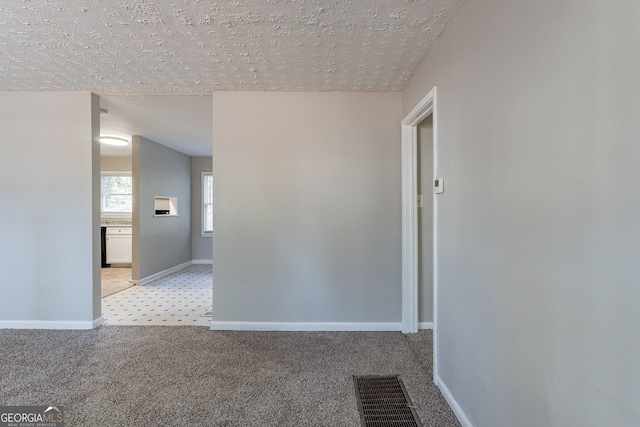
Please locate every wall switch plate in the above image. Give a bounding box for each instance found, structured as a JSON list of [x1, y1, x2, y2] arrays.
[[434, 177, 444, 194], [417, 195, 423, 208]]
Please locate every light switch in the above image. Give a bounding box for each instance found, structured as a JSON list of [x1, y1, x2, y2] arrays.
[[417, 195, 423, 208], [434, 177, 444, 194]]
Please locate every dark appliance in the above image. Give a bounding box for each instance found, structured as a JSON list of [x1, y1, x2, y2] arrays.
[[101, 226, 110, 268]]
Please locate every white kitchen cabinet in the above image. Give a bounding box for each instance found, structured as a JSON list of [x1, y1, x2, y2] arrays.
[[106, 227, 132, 264]]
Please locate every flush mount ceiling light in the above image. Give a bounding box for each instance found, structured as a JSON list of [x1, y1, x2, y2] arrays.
[[100, 136, 129, 146]]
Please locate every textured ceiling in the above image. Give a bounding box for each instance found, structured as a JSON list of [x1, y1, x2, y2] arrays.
[[0, 0, 461, 95]]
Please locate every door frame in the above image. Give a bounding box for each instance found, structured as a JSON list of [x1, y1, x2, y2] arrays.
[[400, 87, 438, 378]]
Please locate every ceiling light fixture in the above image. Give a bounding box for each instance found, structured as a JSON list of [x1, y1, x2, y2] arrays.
[[100, 136, 129, 146]]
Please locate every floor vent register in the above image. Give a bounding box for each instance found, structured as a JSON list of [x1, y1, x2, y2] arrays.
[[353, 375, 423, 427]]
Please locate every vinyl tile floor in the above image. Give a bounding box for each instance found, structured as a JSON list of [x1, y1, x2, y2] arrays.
[[101, 264, 212, 326], [101, 267, 133, 297]]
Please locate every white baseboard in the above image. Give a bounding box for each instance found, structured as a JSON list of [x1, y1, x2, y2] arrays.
[[192, 259, 213, 264], [418, 322, 434, 329], [93, 316, 104, 328], [135, 260, 192, 285], [435, 374, 474, 427], [0, 318, 103, 330], [210, 321, 402, 332]]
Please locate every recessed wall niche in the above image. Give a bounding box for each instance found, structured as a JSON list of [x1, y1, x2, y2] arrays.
[[154, 196, 178, 216]]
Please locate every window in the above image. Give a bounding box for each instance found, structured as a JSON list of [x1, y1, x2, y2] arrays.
[[202, 173, 213, 234], [101, 173, 133, 214]]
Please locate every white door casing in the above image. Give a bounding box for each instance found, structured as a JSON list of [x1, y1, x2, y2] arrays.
[[400, 87, 438, 378]]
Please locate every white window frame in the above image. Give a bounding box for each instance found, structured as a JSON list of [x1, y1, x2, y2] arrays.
[[202, 172, 213, 236], [101, 171, 133, 216]]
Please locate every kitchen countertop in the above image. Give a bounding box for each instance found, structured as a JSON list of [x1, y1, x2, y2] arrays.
[[101, 218, 132, 227]]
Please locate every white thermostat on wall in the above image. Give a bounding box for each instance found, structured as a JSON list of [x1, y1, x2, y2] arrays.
[[434, 177, 444, 194]]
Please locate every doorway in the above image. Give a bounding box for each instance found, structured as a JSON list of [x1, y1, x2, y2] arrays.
[[95, 95, 214, 326], [400, 87, 437, 379], [99, 162, 134, 299], [417, 115, 434, 328]]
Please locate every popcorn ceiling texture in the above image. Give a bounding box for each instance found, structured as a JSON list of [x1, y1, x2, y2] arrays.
[[0, 0, 461, 95]]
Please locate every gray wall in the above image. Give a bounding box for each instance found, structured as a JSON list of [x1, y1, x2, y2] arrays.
[[100, 156, 131, 172], [0, 92, 100, 324], [417, 115, 433, 323], [402, 0, 640, 426], [191, 156, 213, 261], [132, 136, 192, 281], [212, 92, 402, 323]]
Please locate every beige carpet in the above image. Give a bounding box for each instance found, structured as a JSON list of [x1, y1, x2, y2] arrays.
[[0, 327, 460, 427], [101, 267, 133, 297]]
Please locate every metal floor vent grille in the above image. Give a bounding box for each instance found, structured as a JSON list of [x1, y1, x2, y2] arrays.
[[353, 375, 423, 427]]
